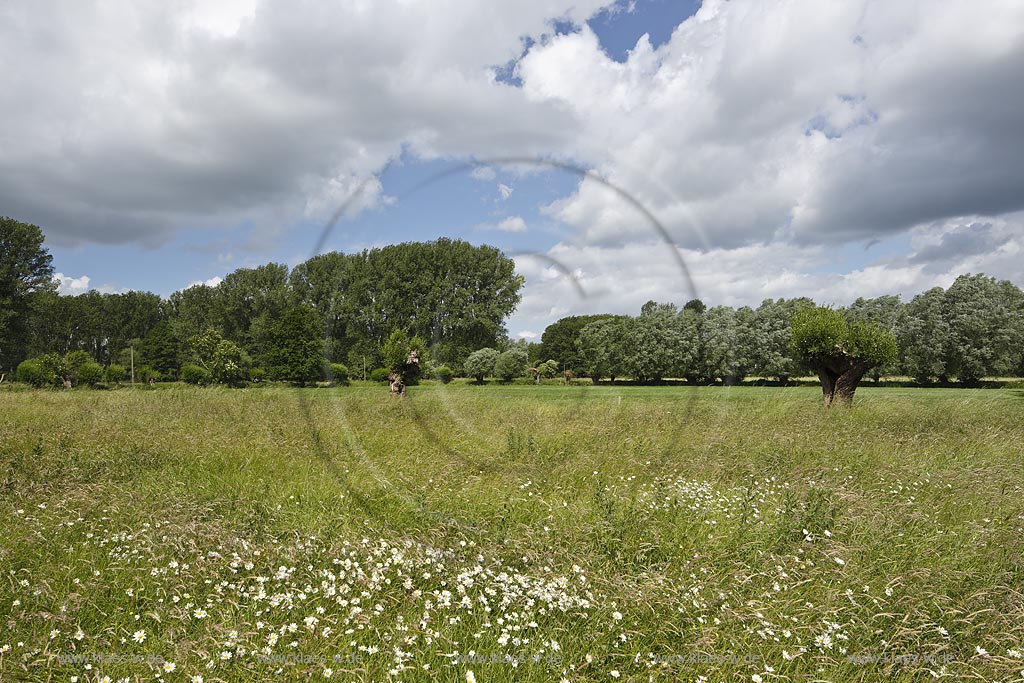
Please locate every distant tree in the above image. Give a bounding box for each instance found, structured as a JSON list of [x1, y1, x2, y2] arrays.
[[577, 316, 629, 382], [539, 314, 615, 375], [750, 298, 814, 382], [528, 359, 559, 384], [844, 295, 904, 381], [217, 263, 294, 354], [621, 304, 691, 382], [188, 329, 246, 385], [698, 306, 756, 384], [683, 298, 706, 315], [252, 306, 323, 385], [381, 329, 424, 395], [137, 321, 180, 377], [791, 307, 897, 405], [464, 347, 499, 383], [900, 287, 949, 382], [494, 346, 529, 382], [942, 274, 1024, 383], [1, 217, 57, 372]]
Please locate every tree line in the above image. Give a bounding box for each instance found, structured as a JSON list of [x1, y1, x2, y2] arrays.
[[3, 216, 1022, 388], [1, 217, 523, 386], [529, 275, 1024, 385]]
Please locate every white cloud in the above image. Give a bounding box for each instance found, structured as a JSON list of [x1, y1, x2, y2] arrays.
[[6, 0, 1024, 311], [0, 0, 611, 247], [184, 276, 223, 290], [54, 273, 91, 295], [517, 0, 1024, 249], [497, 216, 528, 233], [517, 330, 538, 340], [508, 211, 1024, 333]]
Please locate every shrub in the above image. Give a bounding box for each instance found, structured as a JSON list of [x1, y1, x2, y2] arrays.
[[432, 365, 454, 384], [180, 364, 211, 386], [35, 353, 68, 384], [249, 367, 267, 382], [369, 367, 391, 383], [327, 363, 349, 384], [105, 364, 128, 383], [76, 362, 104, 386], [135, 366, 161, 384], [64, 350, 92, 375], [16, 359, 55, 387]]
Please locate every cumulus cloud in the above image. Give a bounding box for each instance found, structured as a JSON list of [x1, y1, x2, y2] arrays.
[[506, 210, 1024, 333], [0, 0, 610, 247], [497, 216, 528, 233], [5, 0, 1023, 323], [184, 276, 224, 290], [54, 273, 91, 296], [518, 0, 1024, 249]]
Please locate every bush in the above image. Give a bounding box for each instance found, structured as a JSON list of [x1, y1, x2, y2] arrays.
[[432, 365, 454, 384], [180, 364, 211, 386], [76, 362, 104, 386], [64, 350, 92, 375], [16, 359, 55, 387], [136, 365, 161, 384], [369, 367, 391, 383], [327, 363, 349, 384], [105, 364, 128, 383], [249, 367, 267, 382]]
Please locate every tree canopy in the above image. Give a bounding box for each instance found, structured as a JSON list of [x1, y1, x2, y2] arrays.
[[791, 307, 898, 405]]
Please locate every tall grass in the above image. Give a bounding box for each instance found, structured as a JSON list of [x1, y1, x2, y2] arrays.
[[1, 384, 1022, 681]]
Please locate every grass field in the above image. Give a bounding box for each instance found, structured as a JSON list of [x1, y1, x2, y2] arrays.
[[1, 383, 1023, 682]]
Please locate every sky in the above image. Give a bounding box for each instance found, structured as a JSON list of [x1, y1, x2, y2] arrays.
[[2, 0, 1023, 340]]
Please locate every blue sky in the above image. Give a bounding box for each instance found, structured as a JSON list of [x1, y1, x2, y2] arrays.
[[6, 0, 1023, 338]]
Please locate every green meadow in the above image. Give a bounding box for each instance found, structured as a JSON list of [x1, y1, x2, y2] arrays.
[[1, 384, 1022, 682]]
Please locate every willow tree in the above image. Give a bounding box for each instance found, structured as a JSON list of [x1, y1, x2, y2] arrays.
[[791, 307, 897, 406]]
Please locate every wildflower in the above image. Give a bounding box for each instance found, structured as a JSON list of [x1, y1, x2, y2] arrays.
[[975, 645, 988, 656], [323, 668, 333, 678], [190, 677, 204, 683], [49, 629, 60, 639], [100, 677, 112, 683], [132, 630, 146, 644], [752, 675, 763, 683], [193, 608, 207, 619], [74, 629, 85, 641], [466, 671, 476, 683], [163, 662, 177, 673], [610, 672, 620, 679], [612, 611, 623, 621]]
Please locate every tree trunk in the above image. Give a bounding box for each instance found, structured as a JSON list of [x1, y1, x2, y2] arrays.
[[815, 360, 870, 406]]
